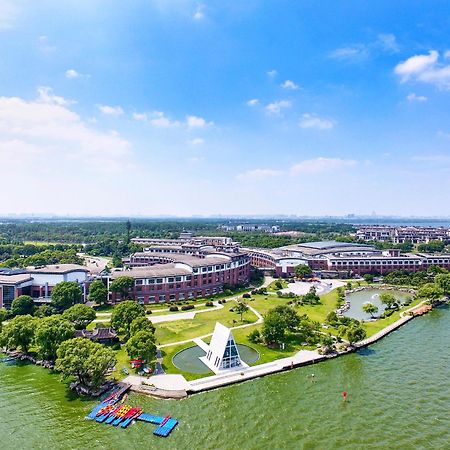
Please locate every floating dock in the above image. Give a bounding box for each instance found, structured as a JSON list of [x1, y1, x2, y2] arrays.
[[86, 384, 178, 438]]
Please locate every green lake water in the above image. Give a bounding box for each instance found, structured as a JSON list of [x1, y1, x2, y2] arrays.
[[1, 306, 449, 450]]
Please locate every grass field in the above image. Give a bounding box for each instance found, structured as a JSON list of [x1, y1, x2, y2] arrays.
[[154, 303, 258, 345]]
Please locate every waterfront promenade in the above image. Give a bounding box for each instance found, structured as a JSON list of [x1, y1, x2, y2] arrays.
[[124, 300, 433, 399]]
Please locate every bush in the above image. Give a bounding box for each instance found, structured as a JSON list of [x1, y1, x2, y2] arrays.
[[146, 310, 152, 315], [247, 329, 261, 344], [111, 343, 121, 351], [205, 301, 214, 307], [169, 306, 179, 312], [181, 304, 194, 311], [229, 308, 234, 312], [242, 293, 251, 299]]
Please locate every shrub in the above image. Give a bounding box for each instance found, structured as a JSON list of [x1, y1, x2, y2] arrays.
[[111, 343, 121, 351], [242, 293, 251, 299], [181, 304, 194, 311], [247, 329, 261, 344], [229, 308, 234, 312], [146, 310, 152, 315], [169, 306, 179, 312], [205, 301, 214, 307]]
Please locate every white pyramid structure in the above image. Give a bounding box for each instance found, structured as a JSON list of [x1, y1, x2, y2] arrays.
[[199, 322, 247, 374]]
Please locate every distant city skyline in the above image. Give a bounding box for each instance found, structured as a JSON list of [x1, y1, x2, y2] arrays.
[[1, 1, 450, 216]]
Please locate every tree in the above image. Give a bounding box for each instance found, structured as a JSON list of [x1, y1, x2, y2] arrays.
[[261, 305, 301, 346], [130, 316, 155, 336], [247, 329, 261, 344], [435, 273, 450, 295], [11, 295, 35, 316], [362, 302, 378, 318], [110, 300, 146, 340], [51, 281, 82, 312], [234, 302, 249, 322], [126, 220, 132, 244], [303, 286, 320, 305], [380, 292, 398, 309], [346, 325, 366, 345], [35, 315, 75, 360], [34, 304, 55, 318], [0, 315, 36, 353], [109, 276, 134, 300], [261, 312, 286, 345], [271, 305, 301, 331], [0, 308, 7, 333], [417, 283, 444, 302], [295, 264, 312, 278], [88, 280, 108, 305], [55, 338, 116, 389], [63, 304, 96, 330], [125, 330, 156, 362]]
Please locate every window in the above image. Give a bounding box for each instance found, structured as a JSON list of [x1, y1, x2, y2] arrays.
[[156, 278, 163, 284], [159, 294, 166, 301]]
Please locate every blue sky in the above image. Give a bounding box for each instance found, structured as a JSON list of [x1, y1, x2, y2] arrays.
[[1, 0, 450, 217]]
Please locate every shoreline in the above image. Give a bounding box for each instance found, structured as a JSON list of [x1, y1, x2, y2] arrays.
[[1, 300, 443, 401], [125, 300, 442, 399]]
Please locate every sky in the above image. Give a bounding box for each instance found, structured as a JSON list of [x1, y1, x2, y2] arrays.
[[1, 0, 450, 217]]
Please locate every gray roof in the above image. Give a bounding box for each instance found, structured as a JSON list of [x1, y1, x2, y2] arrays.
[[110, 264, 191, 279], [0, 273, 33, 285], [26, 264, 89, 274]]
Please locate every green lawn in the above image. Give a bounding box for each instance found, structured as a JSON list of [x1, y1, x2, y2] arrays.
[[154, 303, 258, 345], [267, 279, 289, 292], [362, 298, 422, 336]]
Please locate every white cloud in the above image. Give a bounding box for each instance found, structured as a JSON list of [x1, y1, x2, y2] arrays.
[[133, 111, 210, 129], [237, 168, 283, 181], [290, 157, 356, 175], [299, 113, 335, 130], [37, 35, 56, 53], [329, 45, 369, 61], [406, 93, 427, 102], [193, 4, 205, 20], [65, 69, 80, 79], [0, 89, 132, 173], [98, 105, 124, 116], [246, 98, 259, 106], [377, 33, 399, 53], [132, 112, 148, 121], [149, 111, 180, 128], [188, 137, 204, 146], [411, 154, 450, 164], [394, 50, 438, 81], [281, 80, 299, 90], [186, 114, 212, 128], [265, 100, 291, 116], [0, 0, 18, 30], [393, 50, 450, 89], [267, 69, 278, 78], [330, 34, 398, 62], [37, 86, 74, 106]]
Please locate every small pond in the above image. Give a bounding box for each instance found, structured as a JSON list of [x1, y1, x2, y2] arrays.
[[344, 289, 411, 321], [172, 344, 260, 374]]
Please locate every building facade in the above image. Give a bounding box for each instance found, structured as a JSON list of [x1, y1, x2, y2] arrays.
[[111, 251, 251, 304], [0, 264, 89, 309], [246, 241, 450, 277]]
